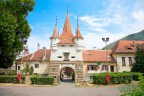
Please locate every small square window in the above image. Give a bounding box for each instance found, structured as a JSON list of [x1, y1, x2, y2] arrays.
[[70, 45, 73, 47], [35, 64, 39, 68]]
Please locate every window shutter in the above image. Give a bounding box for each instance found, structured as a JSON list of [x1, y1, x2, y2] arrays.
[[102, 65, 104, 70], [95, 65, 98, 70], [106, 65, 108, 70], [87, 65, 89, 71]]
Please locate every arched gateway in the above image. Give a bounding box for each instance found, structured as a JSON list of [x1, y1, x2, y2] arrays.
[[48, 61, 84, 83], [60, 67, 75, 83]]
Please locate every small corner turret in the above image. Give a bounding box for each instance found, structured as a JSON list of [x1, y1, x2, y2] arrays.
[[74, 16, 84, 51], [50, 16, 59, 51]]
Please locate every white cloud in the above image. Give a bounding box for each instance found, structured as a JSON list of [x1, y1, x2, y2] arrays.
[[80, 16, 112, 27], [132, 10, 144, 22]]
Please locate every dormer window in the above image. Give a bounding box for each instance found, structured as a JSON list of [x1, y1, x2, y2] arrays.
[[127, 47, 132, 50], [61, 45, 65, 47]]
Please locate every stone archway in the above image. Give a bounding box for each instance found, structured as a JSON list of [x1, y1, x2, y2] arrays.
[[60, 67, 75, 83]]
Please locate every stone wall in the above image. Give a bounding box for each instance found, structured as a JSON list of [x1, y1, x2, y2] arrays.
[[48, 61, 84, 83]]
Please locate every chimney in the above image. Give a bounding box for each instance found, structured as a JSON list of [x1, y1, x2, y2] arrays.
[[93, 47, 96, 51], [37, 43, 40, 50], [42, 47, 46, 60], [133, 40, 135, 47]]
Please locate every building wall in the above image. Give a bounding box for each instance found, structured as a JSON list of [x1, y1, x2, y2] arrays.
[[17, 61, 49, 75], [50, 44, 83, 61], [116, 53, 134, 72], [83, 62, 117, 81]]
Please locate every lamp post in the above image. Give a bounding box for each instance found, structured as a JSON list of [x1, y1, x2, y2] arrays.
[[102, 37, 109, 72]]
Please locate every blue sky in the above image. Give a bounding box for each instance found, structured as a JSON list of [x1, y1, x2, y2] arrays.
[[27, 0, 144, 53]]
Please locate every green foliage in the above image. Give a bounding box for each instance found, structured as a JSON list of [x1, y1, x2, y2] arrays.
[[22, 64, 29, 75], [0, 70, 17, 75], [121, 74, 144, 96], [131, 46, 144, 73], [103, 30, 144, 49], [0, 76, 25, 83], [29, 66, 34, 75], [0, 0, 35, 68], [93, 73, 133, 85], [30, 76, 54, 85]]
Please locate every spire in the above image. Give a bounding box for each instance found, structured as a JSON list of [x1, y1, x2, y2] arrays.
[[67, 4, 68, 14], [77, 16, 79, 27], [59, 10, 74, 44], [74, 16, 84, 39], [50, 16, 59, 39]]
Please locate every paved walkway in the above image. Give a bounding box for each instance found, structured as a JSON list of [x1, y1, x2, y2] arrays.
[[0, 83, 122, 96]]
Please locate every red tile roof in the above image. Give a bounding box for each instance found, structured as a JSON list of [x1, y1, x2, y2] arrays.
[[83, 50, 115, 62], [23, 50, 30, 55], [19, 49, 51, 61], [22, 54, 32, 61], [58, 14, 74, 44], [74, 27, 84, 39], [50, 26, 59, 39], [111, 40, 144, 54]]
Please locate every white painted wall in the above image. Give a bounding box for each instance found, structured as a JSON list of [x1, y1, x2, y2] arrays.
[[116, 54, 134, 72], [17, 61, 48, 75], [50, 44, 83, 61], [30, 62, 48, 74]]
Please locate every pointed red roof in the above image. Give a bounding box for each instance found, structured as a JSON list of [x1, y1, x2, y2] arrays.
[[50, 26, 59, 39], [58, 14, 74, 44], [74, 27, 84, 39]]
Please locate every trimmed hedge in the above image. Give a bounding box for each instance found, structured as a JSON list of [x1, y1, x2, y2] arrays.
[[93, 73, 133, 85], [30, 76, 54, 85], [0, 76, 25, 83]]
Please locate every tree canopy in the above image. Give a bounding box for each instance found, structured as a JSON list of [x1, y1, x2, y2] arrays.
[[131, 45, 144, 73], [0, 0, 35, 68]]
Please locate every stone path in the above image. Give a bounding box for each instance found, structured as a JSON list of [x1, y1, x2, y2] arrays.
[[0, 83, 122, 96]]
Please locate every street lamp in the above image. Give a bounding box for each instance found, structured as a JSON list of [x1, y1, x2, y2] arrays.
[[102, 37, 109, 72]]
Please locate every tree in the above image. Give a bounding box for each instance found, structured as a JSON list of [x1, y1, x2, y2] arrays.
[[131, 46, 144, 73], [22, 63, 29, 75], [29, 66, 34, 75], [0, 0, 35, 68]]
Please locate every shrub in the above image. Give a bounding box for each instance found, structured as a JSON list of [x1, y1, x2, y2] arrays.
[[30, 76, 54, 85], [93, 73, 133, 85], [0, 70, 17, 76], [0, 76, 25, 83], [121, 74, 144, 96]]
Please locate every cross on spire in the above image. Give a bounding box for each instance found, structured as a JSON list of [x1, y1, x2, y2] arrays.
[[67, 4, 69, 14], [55, 16, 57, 27]]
